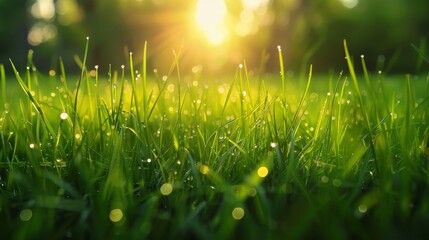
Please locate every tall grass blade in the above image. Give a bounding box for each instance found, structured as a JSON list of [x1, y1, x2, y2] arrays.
[[72, 36, 90, 159], [343, 39, 379, 174], [142, 41, 148, 121], [277, 45, 286, 96], [0, 64, 5, 107], [9, 60, 56, 138]]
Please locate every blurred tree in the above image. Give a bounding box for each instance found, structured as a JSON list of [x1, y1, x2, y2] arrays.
[[0, 0, 30, 68]]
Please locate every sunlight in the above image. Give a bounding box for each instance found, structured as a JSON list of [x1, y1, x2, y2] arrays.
[[195, 0, 228, 45]]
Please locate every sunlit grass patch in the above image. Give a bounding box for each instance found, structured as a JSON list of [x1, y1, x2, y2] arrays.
[[0, 40, 429, 239]]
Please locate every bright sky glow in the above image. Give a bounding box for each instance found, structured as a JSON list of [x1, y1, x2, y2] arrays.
[[195, 0, 228, 45]]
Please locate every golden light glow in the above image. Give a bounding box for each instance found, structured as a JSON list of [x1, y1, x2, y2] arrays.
[[195, 0, 228, 45]]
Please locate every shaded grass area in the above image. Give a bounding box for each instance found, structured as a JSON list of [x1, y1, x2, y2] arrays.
[[1, 40, 429, 239]]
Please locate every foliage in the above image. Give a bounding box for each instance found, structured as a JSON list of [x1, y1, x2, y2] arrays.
[[1, 40, 429, 239]]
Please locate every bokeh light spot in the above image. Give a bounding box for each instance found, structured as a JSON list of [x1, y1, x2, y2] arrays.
[[60, 112, 68, 120], [109, 209, 123, 222], [27, 23, 57, 46], [340, 0, 359, 9], [31, 0, 55, 20], [160, 183, 173, 196], [232, 207, 245, 220], [358, 204, 367, 213], [20, 209, 33, 221], [200, 165, 209, 175], [257, 166, 269, 178]]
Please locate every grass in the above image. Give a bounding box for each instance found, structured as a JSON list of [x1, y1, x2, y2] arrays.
[[1, 38, 429, 239]]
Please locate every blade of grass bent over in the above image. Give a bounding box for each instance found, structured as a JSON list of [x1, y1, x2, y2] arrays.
[[9, 60, 56, 139]]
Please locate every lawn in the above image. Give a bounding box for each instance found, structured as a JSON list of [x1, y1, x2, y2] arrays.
[[1, 40, 429, 239]]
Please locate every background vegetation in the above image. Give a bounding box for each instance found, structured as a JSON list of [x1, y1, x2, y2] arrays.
[[1, 0, 429, 74]]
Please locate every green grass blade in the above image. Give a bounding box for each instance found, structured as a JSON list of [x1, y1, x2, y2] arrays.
[[277, 45, 285, 96], [0, 64, 5, 107], [9, 60, 56, 138]]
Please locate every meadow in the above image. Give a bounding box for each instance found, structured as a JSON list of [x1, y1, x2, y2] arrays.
[[1, 39, 429, 239]]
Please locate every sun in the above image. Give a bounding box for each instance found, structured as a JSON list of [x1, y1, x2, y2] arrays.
[[195, 0, 228, 45]]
